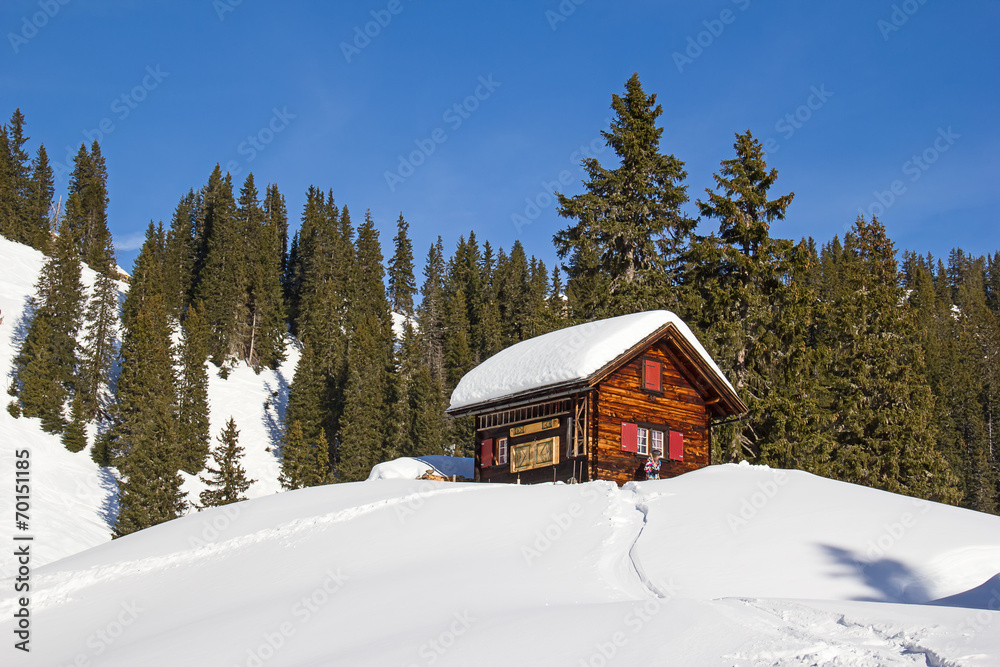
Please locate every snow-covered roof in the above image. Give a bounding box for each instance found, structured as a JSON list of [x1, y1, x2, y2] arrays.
[[448, 310, 737, 412]]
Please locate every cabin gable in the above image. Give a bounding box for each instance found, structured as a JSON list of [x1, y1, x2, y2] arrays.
[[592, 341, 710, 485]]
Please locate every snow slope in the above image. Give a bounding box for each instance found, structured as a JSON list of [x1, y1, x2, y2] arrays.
[[3, 464, 998, 665], [0, 237, 295, 572]]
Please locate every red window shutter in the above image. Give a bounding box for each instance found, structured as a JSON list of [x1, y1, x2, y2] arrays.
[[621, 423, 638, 453], [481, 439, 493, 468], [668, 431, 684, 461], [643, 359, 662, 392]]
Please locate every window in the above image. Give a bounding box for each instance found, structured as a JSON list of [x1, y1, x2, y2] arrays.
[[497, 438, 508, 465], [637, 428, 649, 455], [651, 429, 664, 454], [642, 358, 662, 393]]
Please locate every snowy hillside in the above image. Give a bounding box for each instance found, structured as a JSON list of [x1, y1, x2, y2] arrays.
[[2, 463, 999, 665], [0, 236, 295, 573]]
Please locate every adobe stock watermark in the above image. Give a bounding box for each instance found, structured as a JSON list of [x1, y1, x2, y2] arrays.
[[341, 0, 416, 63], [187, 503, 241, 549], [405, 611, 475, 667], [511, 121, 610, 234], [384, 75, 501, 192], [545, 0, 586, 31], [725, 468, 788, 533], [394, 481, 439, 524], [877, 0, 931, 41], [223, 106, 297, 179], [760, 85, 834, 156], [854, 497, 930, 571], [56, 601, 143, 667], [521, 484, 602, 565], [672, 0, 751, 73], [857, 126, 959, 222], [236, 568, 349, 667], [52, 65, 170, 183], [577, 584, 679, 667], [214, 0, 243, 21], [8, 0, 71, 54]]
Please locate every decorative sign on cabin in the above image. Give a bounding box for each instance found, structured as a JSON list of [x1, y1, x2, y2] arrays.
[[510, 418, 560, 438], [446, 311, 748, 486], [511, 437, 560, 473]]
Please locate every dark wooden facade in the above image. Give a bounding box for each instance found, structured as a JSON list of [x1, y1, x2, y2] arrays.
[[448, 321, 746, 486]]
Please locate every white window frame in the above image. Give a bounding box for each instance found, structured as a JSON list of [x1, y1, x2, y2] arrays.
[[637, 428, 649, 455], [651, 429, 664, 454], [497, 437, 508, 465]]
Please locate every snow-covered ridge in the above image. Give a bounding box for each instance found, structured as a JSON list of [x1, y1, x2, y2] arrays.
[[449, 310, 733, 411], [0, 236, 294, 572], [2, 464, 998, 665]]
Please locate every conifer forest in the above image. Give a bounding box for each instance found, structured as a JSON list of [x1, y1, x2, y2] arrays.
[[3, 74, 998, 536]]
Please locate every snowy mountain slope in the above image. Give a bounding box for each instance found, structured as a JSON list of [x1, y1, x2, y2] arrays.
[[0, 237, 295, 572], [0, 237, 119, 575], [3, 465, 998, 665]]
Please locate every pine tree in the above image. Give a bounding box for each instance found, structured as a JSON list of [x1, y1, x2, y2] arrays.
[[64, 142, 112, 273], [418, 237, 447, 384], [24, 143, 54, 252], [243, 177, 286, 370], [279, 420, 332, 489], [62, 392, 87, 453], [111, 230, 185, 536], [12, 213, 85, 434], [193, 165, 245, 366], [2, 109, 32, 245], [78, 234, 119, 420], [388, 212, 416, 317], [554, 73, 695, 316], [177, 303, 211, 474], [820, 217, 959, 504], [686, 130, 823, 465], [338, 211, 394, 481], [199, 418, 255, 507], [163, 190, 198, 316]]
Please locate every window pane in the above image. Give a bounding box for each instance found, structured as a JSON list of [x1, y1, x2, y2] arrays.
[[652, 430, 664, 452], [637, 428, 649, 455]]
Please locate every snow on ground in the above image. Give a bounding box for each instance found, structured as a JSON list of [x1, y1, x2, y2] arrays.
[[179, 345, 299, 504], [3, 463, 998, 665], [0, 238, 115, 576], [0, 237, 294, 571], [368, 455, 474, 481], [449, 310, 733, 411]]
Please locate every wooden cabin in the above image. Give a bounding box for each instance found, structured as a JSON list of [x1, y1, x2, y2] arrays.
[[446, 311, 747, 485]]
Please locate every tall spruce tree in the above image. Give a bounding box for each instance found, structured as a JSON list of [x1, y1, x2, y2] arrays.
[[1, 109, 32, 246], [176, 302, 211, 474], [163, 190, 199, 316], [11, 213, 85, 434], [193, 165, 245, 366], [338, 211, 395, 480], [111, 229, 185, 536], [78, 234, 120, 420], [687, 130, 830, 467], [819, 217, 959, 504], [554, 73, 695, 317], [24, 143, 54, 252], [64, 141, 112, 273], [199, 418, 254, 507], [388, 213, 416, 317], [243, 178, 286, 370]]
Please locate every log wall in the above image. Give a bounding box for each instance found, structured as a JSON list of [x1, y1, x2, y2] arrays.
[[592, 341, 711, 486]]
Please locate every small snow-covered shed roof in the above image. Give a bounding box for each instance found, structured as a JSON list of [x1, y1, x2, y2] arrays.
[[447, 310, 745, 416]]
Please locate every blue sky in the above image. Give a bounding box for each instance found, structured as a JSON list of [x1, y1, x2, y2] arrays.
[[3, 0, 998, 273]]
